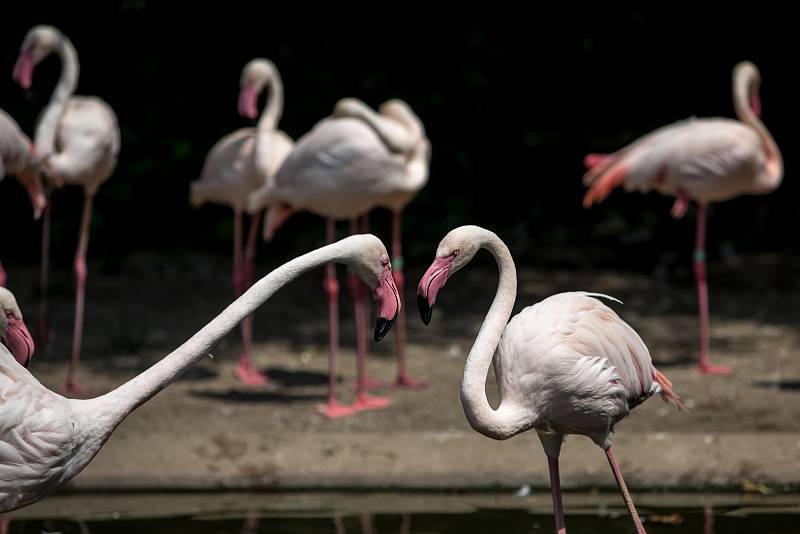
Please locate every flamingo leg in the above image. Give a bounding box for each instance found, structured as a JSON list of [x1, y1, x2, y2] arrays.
[[0, 516, 8, 534], [0, 262, 5, 287], [316, 218, 354, 418], [359, 514, 376, 534], [547, 456, 567, 534], [605, 448, 646, 534], [400, 513, 412, 534], [694, 204, 731, 375], [235, 209, 268, 385], [390, 210, 426, 389], [62, 193, 94, 397], [350, 215, 389, 412], [37, 196, 52, 345]]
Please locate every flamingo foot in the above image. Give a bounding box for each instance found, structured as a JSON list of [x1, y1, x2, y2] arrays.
[[60, 379, 92, 399], [391, 373, 428, 389], [698, 362, 732, 376], [351, 394, 391, 412], [235, 359, 269, 386], [316, 401, 356, 419]]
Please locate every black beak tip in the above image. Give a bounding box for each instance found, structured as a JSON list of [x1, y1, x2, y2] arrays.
[[417, 293, 433, 326], [374, 314, 397, 342]]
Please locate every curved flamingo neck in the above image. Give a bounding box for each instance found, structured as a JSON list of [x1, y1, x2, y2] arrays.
[[733, 67, 783, 182], [77, 240, 362, 443], [459, 230, 530, 440], [256, 66, 284, 133], [34, 36, 79, 157]]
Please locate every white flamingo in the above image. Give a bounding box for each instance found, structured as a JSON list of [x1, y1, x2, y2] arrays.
[[13, 25, 121, 395], [191, 58, 294, 385], [248, 97, 429, 417], [0, 287, 34, 368], [0, 234, 399, 513], [417, 226, 684, 534], [0, 108, 46, 286], [582, 61, 782, 375]]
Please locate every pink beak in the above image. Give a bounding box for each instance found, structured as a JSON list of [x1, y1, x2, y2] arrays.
[[238, 82, 259, 119], [3, 315, 35, 367], [751, 94, 762, 117], [584, 153, 608, 170], [13, 50, 34, 89], [417, 256, 454, 325], [373, 269, 400, 341]]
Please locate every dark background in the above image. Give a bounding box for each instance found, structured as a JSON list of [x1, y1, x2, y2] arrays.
[[0, 4, 794, 277]]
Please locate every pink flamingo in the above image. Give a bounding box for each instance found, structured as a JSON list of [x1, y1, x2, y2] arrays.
[[582, 61, 782, 375], [0, 234, 398, 513], [417, 226, 684, 534], [248, 97, 429, 417], [191, 58, 293, 385], [0, 108, 47, 286], [13, 25, 121, 395]]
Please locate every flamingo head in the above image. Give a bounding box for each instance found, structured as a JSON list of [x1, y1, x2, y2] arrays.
[[340, 235, 401, 341], [238, 58, 276, 120], [0, 288, 35, 368], [13, 25, 63, 90], [417, 226, 482, 325]]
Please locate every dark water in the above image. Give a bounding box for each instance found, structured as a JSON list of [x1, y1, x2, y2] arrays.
[[8, 493, 799, 533]]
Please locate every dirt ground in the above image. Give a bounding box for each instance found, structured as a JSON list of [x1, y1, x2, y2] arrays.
[[9, 248, 800, 439]]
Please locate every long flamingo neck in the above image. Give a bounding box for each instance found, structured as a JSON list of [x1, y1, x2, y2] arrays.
[[733, 68, 783, 181], [34, 37, 79, 157], [81, 241, 356, 435], [256, 67, 284, 133], [459, 231, 529, 440]]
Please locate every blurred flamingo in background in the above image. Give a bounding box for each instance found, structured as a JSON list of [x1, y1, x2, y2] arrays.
[[582, 61, 782, 375], [191, 58, 293, 385], [0, 108, 47, 287], [417, 226, 685, 534], [248, 97, 429, 417], [0, 234, 398, 513], [13, 25, 121, 395]]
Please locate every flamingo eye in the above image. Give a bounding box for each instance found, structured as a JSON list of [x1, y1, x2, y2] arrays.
[[453, 249, 460, 256], [381, 257, 390, 267]]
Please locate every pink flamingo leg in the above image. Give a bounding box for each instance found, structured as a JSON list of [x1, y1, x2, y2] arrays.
[[359, 514, 376, 534], [0, 516, 8, 534], [37, 198, 52, 346], [350, 215, 390, 412], [62, 193, 94, 397], [605, 448, 646, 534], [0, 262, 6, 287], [316, 219, 354, 418], [694, 204, 731, 375], [235, 210, 268, 385], [547, 456, 567, 534], [390, 210, 426, 389]]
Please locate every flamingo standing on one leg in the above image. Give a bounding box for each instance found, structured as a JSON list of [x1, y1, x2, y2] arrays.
[[248, 98, 429, 416], [191, 58, 294, 385], [13, 25, 121, 395], [0, 108, 47, 286], [0, 234, 399, 513], [417, 226, 685, 534], [582, 61, 782, 375]]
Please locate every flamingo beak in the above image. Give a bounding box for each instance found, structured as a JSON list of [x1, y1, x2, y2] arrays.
[[2, 314, 35, 367], [13, 49, 34, 89], [417, 256, 454, 326], [238, 82, 259, 119], [373, 269, 400, 341]]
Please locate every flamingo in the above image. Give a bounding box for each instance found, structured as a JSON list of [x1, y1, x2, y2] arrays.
[[13, 25, 121, 395], [416, 226, 684, 534], [0, 287, 35, 368], [0, 108, 47, 286], [582, 61, 782, 375], [190, 58, 294, 385], [0, 234, 399, 513], [248, 97, 429, 417]]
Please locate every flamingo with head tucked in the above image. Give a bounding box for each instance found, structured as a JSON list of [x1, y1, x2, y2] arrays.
[[0, 108, 46, 286], [191, 58, 294, 385], [582, 61, 782, 375], [13, 25, 121, 395], [248, 97, 429, 417], [0, 234, 398, 513], [417, 226, 684, 534]]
